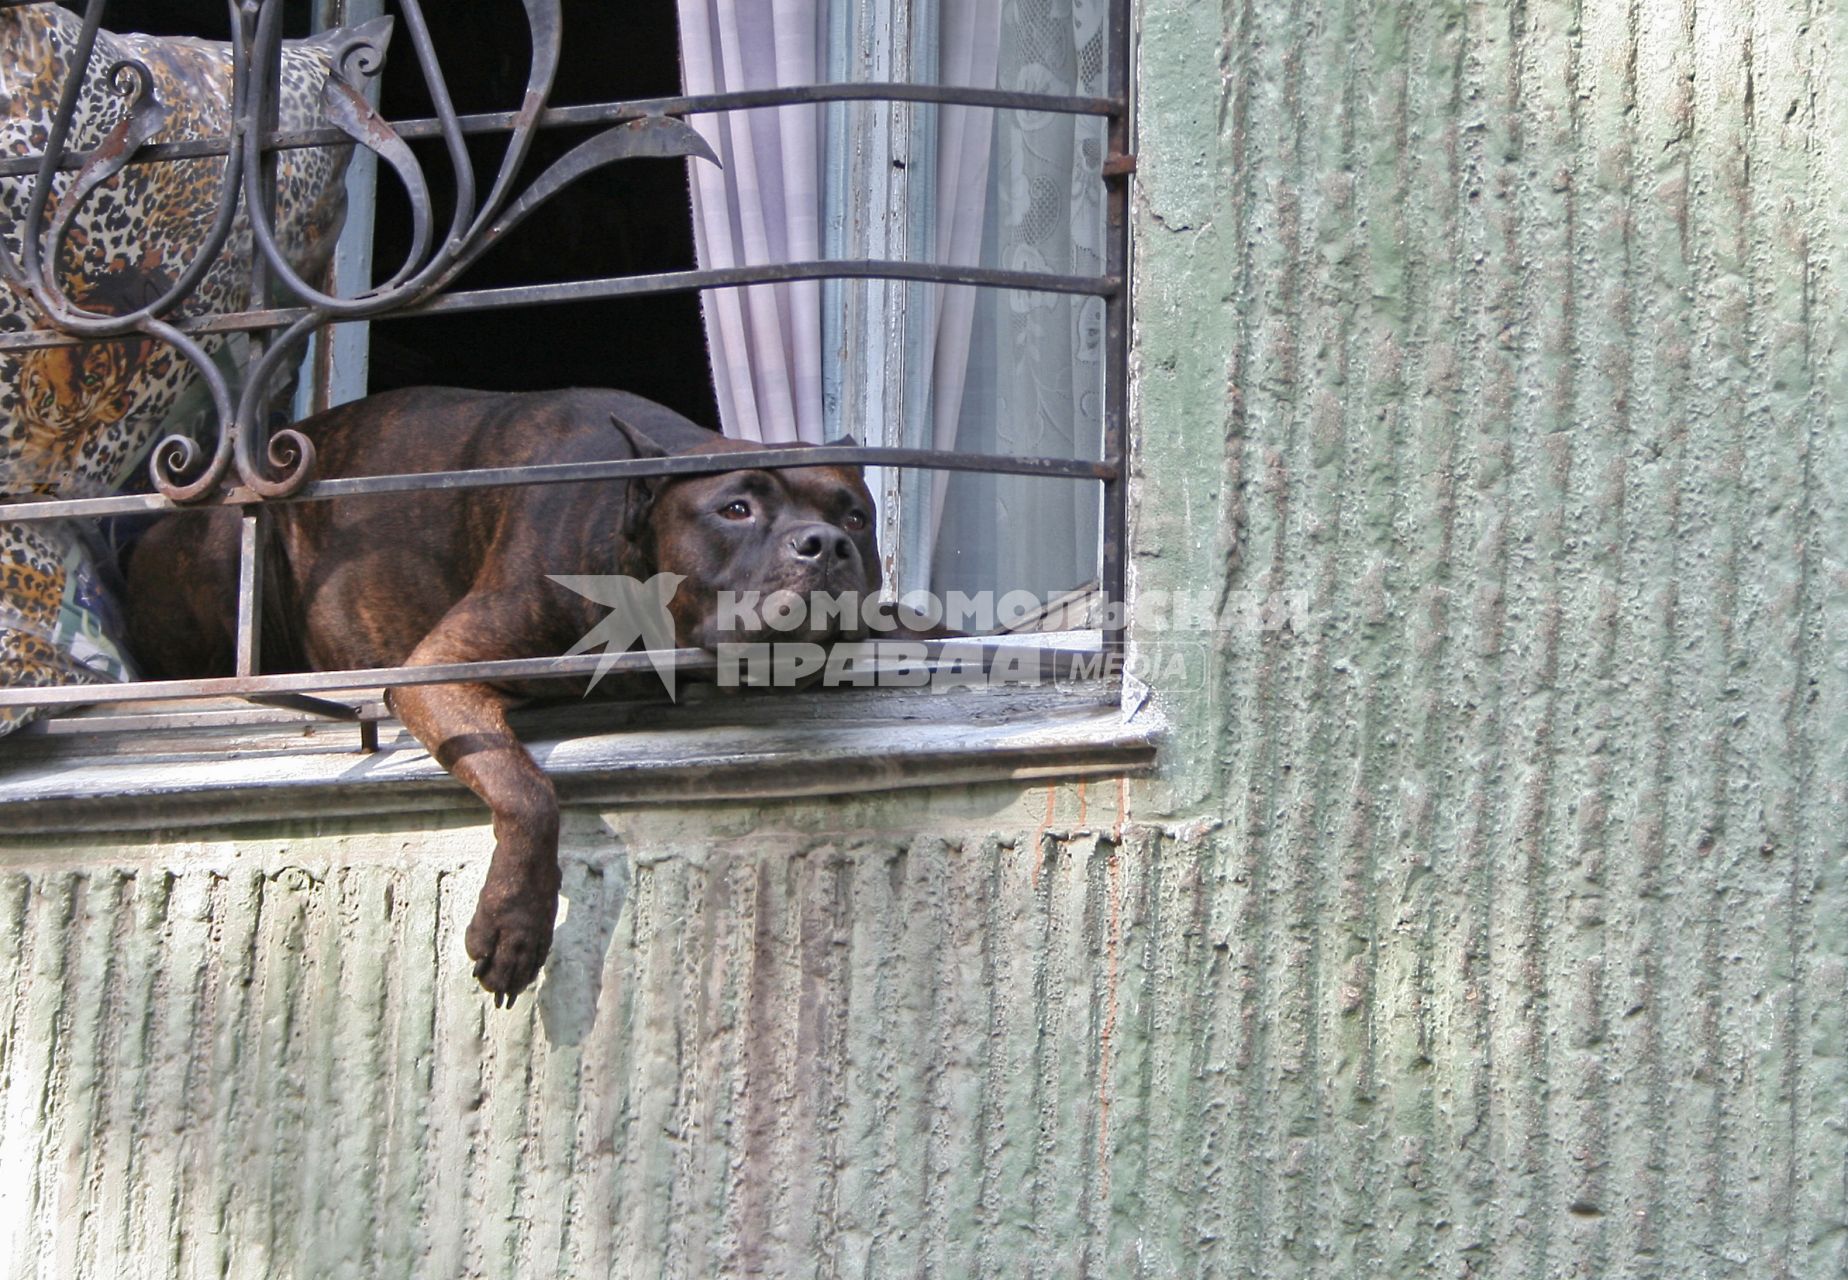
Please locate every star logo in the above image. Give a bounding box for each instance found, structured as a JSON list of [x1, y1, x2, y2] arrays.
[[547, 572, 688, 696]]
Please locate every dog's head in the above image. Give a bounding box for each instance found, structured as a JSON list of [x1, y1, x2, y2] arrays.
[[614, 417, 881, 649]]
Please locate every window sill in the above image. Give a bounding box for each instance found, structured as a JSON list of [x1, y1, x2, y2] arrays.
[[0, 642, 1159, 836]]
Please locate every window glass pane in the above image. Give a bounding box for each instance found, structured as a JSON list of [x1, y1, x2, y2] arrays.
[[821, 0, 1108, 606]]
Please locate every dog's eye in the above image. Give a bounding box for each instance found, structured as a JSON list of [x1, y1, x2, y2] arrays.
[[719, 499, 752, 520], [841, 509, 868, 532]]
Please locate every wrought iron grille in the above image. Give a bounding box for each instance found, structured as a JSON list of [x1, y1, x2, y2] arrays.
[[0, 0, 1132, 731]]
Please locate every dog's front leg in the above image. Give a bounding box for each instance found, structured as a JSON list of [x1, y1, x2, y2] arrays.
[[393, 681, 559, 1004], [387, 607, 563, 1004]]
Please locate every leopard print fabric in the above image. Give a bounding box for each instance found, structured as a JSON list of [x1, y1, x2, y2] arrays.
[[0, 8, 388, 733], [0, 6, 383, 497], [0, 518, 134, 736]]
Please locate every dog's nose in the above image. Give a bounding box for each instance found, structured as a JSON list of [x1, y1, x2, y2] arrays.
[[788, 523, 855, 563]]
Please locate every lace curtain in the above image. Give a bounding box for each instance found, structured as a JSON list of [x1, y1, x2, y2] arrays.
[[676, 0, 1105, 601], [929, 0, 1106, 600]]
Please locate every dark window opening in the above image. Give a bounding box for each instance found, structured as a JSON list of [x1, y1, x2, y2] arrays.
[[362, 1, 716, 426], [62, 0, 717, 427]]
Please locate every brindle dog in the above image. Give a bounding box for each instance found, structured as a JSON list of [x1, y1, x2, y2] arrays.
[[128, 387, 880, 1002]]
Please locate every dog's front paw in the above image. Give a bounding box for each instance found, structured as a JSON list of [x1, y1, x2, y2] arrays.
[[466, 883, 557, 1007]]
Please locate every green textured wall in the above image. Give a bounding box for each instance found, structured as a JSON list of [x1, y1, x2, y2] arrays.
[[1, 0, 1845, 1276]]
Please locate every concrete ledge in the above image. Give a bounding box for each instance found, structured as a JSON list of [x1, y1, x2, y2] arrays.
[[0, 682, 1160, 834]]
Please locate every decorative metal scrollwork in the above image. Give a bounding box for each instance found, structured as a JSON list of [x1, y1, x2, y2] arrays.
[[1, 0, 717, 503]]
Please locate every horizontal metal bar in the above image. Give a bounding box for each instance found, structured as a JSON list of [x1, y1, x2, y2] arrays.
[[0, 82, 1123, 180], [243, 692, 367, 721], [22, 701, 379, 735], [270, 446, 1116, 503], [0, 259, 1116, 353], [0, 651, 702, 709], [397, 258, 1120, 312], [0, 638, 1111, 710], [0, 446, 1113, 523], [0, 491, 200, 522]]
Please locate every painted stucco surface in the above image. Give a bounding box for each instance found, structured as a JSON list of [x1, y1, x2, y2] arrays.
[[1, 0, 1844, 1276], [1130, 0, 1847, 1272]]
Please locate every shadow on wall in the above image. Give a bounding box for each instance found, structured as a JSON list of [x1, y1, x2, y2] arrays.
[[537, 820, 631, 1046]]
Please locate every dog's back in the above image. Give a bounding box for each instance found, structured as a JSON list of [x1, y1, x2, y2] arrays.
[[126, 387, 715, 679]]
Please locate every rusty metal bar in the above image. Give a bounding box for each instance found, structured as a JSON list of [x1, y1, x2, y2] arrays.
[[0, 445, 1116, 524], [245, 691, 371, 721], [0, 651, 702, 710], [0, 638, 1115, 712], [0, 259, 1119, 354], [0, 82, 1123, 181], [234, 508, 266, 677], [230, 1, 283, 679]]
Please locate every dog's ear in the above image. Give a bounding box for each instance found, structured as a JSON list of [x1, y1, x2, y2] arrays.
[[823, 432, 858, 448], [610, 413, 669, 459], [612, 414, 670, 552]]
